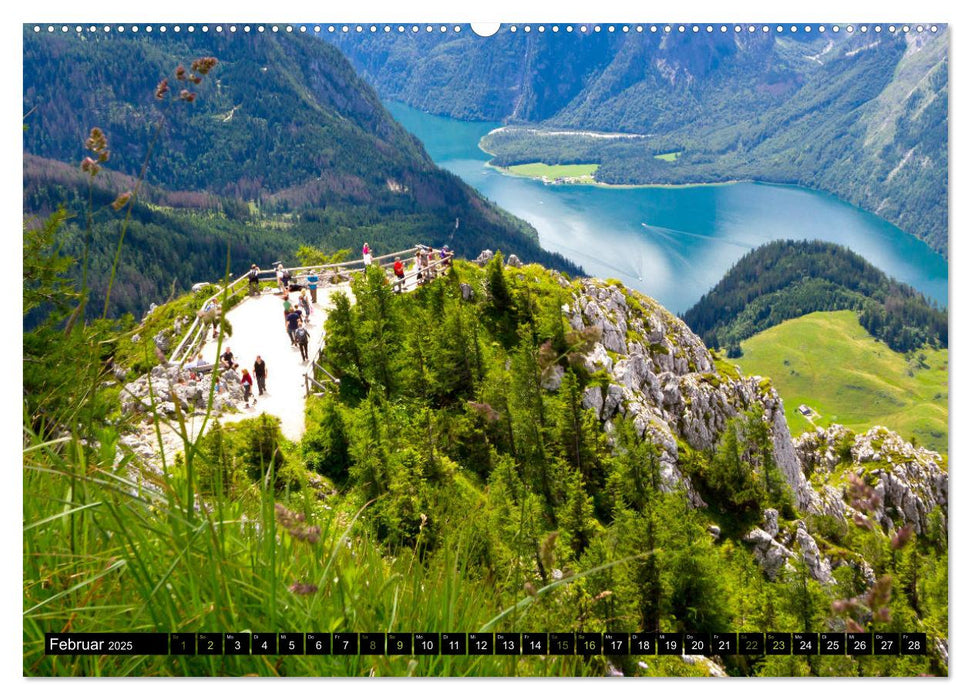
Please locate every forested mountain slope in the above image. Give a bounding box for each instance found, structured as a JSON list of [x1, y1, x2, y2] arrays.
[[25, 251, 949, 676], [22, 28, 579, 320], [331, 27, 948, 256], [682, 240, 947, 356]]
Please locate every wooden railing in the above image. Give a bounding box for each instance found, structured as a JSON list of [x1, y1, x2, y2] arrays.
[[168, 245, 453, 373], [302, 250, 454, 397]]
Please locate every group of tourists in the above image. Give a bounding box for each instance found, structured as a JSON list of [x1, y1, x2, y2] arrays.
[[190, 243, 454, 410], [245, 263, 321, 304], [390, 244, 452, 292], [282, 292, 313, 362], [187, 348, 267, 409]]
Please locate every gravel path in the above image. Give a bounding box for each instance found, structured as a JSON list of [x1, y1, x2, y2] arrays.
[[197, 284, 351, 441]]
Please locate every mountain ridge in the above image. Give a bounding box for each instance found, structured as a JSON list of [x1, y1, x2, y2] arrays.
[[331, 27, 948, 257], [22, 28, 581, 319]]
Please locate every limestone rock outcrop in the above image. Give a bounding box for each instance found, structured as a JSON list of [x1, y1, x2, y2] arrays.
[[795, 425, 948, 533], [122, 363, 244, 417], [565, 279, 816, 510]]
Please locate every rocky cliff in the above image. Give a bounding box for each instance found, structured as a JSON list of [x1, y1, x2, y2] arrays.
[[561, 278, 817, 510], [548, 275, 947, 583]]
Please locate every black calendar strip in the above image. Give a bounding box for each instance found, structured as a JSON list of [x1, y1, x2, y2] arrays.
[[44, 632, 928, 656]]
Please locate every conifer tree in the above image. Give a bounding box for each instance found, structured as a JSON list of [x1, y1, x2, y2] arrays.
[[325, 291, 366, 390], [354, 265, 401, 396], [486, 251, 513, 317], [558, 466, 596, 557]]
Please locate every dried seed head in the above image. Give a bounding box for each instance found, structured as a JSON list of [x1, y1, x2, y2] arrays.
[[539, 531, 559, 574], [155, 78, 170, 99], [890, 524, 914, 550], [175, 65, 187, 81], [111, 191, 132, 211], [84, 127, 107, 153], [845, 619, 865, 634], [289, 581, 318, 595], [179, 90, 196, 103], [191, 57, 218, 75], [80, 156, 99, 176]]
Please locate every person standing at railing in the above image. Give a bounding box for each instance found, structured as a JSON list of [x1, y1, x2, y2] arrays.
[[413, 249, 424, 286], [307, 269, 319, 304], [440, 245, 452, 269], [199, 300, 221, 339], [254, 355, 267, 396], [275, 264, 286, 295], [362, 242, 373, 267], [247, 264, 261, 296], [420, 246, 434, 281], [281, 267, 292, 292], [392, 256, 405, 293]]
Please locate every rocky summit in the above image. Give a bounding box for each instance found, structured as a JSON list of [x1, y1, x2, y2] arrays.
[[562, 278, 816, 510]]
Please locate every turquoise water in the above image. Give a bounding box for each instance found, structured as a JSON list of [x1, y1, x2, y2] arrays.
[[389, 102, 948, 314]]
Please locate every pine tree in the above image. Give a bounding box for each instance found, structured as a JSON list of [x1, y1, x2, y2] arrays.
[[554, 370, 595, 479], [509, 329, 552, 501], [324, 291, 366, 390], [354, 265, 402, 397], [486, 251, 513, 317], [348, 391, 391, 502], [302, 394, 351, 482], [558, 466, 596, 557]]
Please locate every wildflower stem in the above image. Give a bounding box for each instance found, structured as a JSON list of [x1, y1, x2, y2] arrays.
[[101, 114, 166, 319]]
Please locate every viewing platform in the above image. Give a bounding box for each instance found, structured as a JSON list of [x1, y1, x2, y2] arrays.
[[165, 246, 452, 441]]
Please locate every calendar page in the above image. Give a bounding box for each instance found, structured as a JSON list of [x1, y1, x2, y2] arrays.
[[22, 16, 949, 680]]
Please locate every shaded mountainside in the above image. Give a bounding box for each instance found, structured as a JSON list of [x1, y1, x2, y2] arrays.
[[682, 240, 947, 356], [331, 27, 948, 256], [22, 28, 580, 320]]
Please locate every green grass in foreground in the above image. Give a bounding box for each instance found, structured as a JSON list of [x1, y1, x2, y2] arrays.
[[653, 151, 682, 162], [505, 162, 599, 181], [733, 310, 948, 454]]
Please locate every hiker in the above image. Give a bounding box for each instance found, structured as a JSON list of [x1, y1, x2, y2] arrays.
[[307, 269, 319, 303], [281, 267, 292, 292], [299, 290, 312, 320], [247, 264, 261, 296], [282, 295, 293, 319], [286, 309, 302, 345], [275, 264, 286, 294], [392, 256, 405, 292], [189, 353, 207, 380], [220, 347, 238, 371], [440, 245, 452, 268], [414, 250, 424, 285], [295, 320, 310, 362], [254, 356, 267, 395], [419, 246, 433, 281], [240, 368, 254, 406], [199, 299, 221, 339], [362, 242, 373, 266]]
